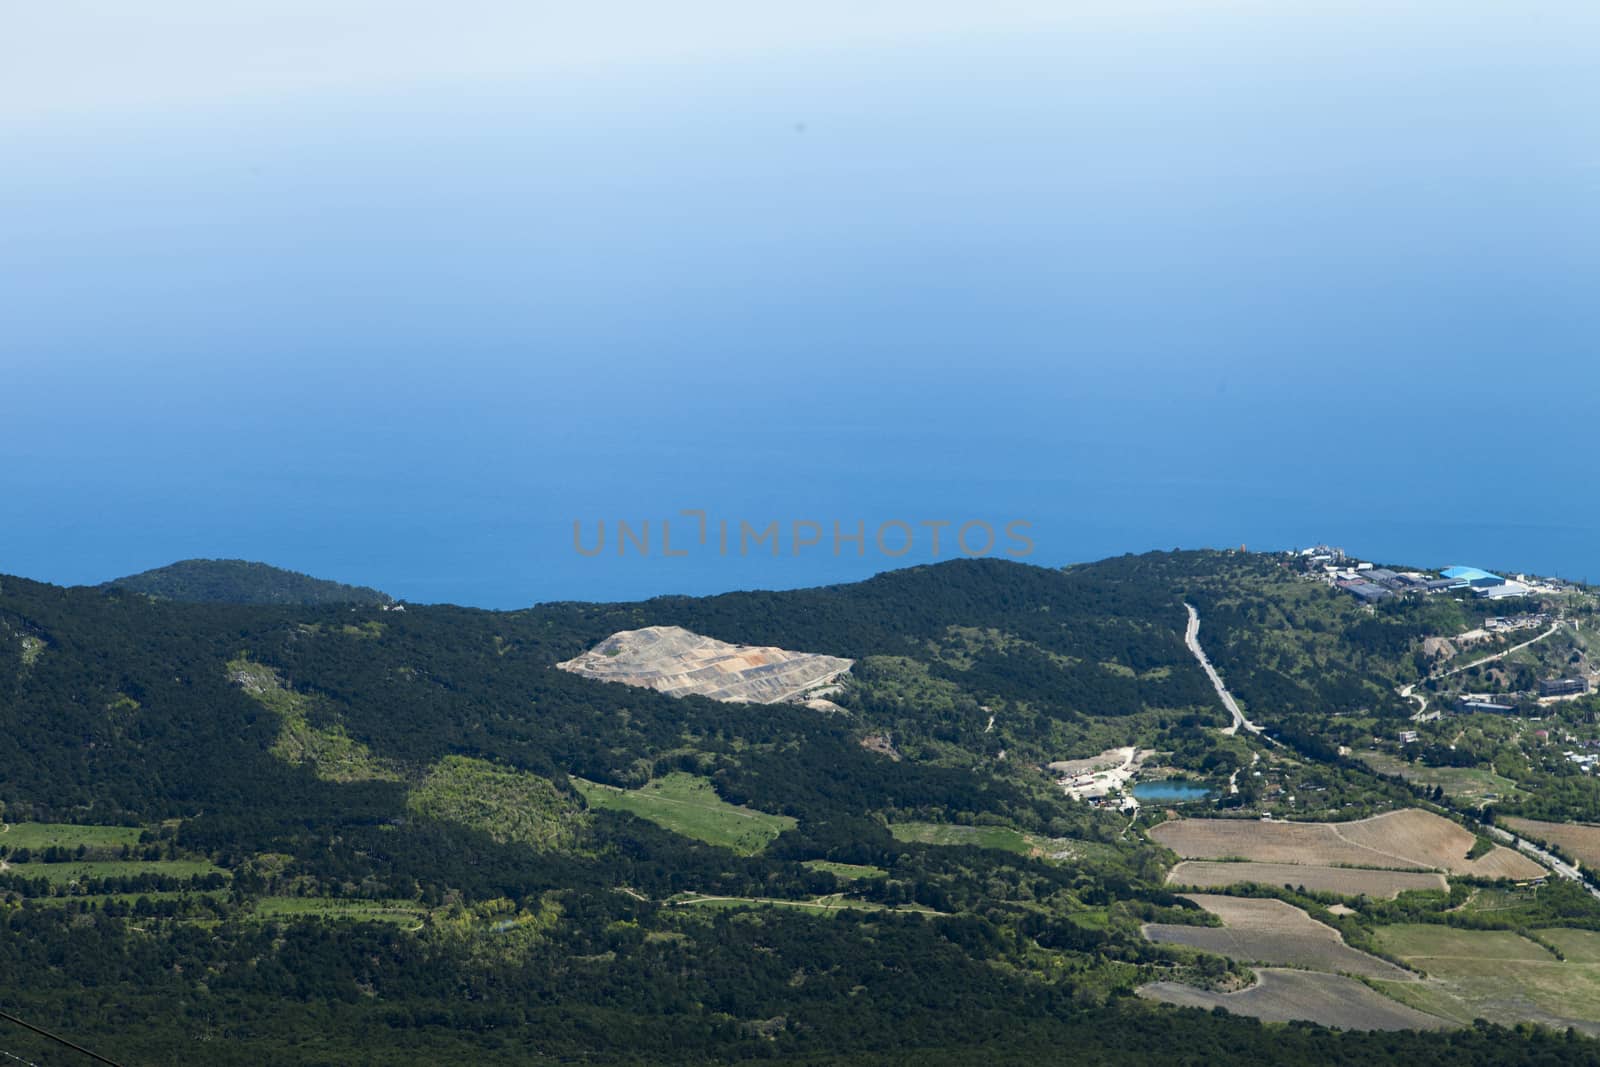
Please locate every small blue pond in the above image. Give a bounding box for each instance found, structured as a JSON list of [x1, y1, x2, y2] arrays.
[[1132, 780, 1212, 802]]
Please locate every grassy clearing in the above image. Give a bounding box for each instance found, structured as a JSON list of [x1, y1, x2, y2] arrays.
[[1376, 924, 1553, 965], [668, 892, 935, 915], [0, 823, 145, 851], [27, 890, 228, 908], [1539, 927, 1600, 964], [1459, 886, 1539, 913], [252, 896, 428, 926], [890, 822, 1032, 853], [802, 860, 888, 880], [575, 773, 794, 856], [1359, 752, 1521, 805], [1373, 923, 1600, 1033], [18, 635, 45, 668], [228, 655, 400, 783], [4, 860, 225, 885], [889, 822, 1112, 863], [408, 756, 585, 850]]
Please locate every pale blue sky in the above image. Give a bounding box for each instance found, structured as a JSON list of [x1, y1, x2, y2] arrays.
[[3, 1, 1242, 128]]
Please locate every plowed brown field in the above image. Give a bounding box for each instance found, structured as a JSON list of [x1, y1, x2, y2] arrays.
[[1151, 809, 1542, 879]]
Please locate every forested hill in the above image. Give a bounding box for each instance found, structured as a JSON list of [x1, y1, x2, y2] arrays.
[[103, 558, 392, 606], [0, 551, 1590, 1064]]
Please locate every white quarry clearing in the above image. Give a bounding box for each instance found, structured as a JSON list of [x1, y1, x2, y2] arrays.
[[556, 625, 853, 705]]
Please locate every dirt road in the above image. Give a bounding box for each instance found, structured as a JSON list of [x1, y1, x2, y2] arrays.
[[1440, 621, 1565, 680]]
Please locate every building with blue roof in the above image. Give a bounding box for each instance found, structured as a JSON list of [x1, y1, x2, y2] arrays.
[[1442, 566, 1506, 589]]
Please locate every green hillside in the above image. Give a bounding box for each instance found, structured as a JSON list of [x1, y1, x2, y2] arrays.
[[1, 551, 1598, 1064]]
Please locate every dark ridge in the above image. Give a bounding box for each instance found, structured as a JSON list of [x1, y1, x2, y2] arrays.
[[102, 558, 391, 606]]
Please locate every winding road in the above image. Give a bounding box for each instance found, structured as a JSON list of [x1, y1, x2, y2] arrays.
[[1440, 621, 1566, 680], [1183, 603, 1266, 739], [1405, 620, 1566, 720], [1182, 608, 1600, 898]]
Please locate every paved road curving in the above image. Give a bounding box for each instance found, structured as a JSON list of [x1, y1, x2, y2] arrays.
[[1183, 603, 1265, 738]]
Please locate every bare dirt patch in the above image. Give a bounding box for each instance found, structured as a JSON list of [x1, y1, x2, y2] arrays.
[[859, 734, 901, 761], [1139, 969, 1451, 1031], [556, 626, 852, 704], [1048, 747, 1134, 776], [1143, 895, 1413, 980], [1167, 861, 1447, 899]]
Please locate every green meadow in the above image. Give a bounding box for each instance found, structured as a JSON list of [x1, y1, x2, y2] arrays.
[[575, 773, 796, 855]]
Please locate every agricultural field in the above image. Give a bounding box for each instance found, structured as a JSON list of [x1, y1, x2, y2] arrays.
[[1166, 861, 1447, 899], [1501, 816, 1600, 871], [1373, 924, 1600, 1035], [0, 822, 145, 852], [1138, 968, 1451, 1031], [1337, 811, 1542, 879], [1142, 895, 1412, 980], [1152, 816, 1423, 868], [1151, 809, 1542, 879], [574, 773, 796, 855], [1537, 927, 1600, 962], [1359, 751, 1521, 806]]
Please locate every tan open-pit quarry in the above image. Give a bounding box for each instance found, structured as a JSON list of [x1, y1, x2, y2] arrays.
[[556, 625, 853, 704]]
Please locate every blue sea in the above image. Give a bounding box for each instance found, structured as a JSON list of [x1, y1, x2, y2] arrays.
[[4, 6, 1598, 607]]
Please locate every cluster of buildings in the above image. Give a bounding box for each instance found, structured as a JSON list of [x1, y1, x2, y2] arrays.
[[1565, 751, 1600, 773], [1438, 566, 1537, 600], [1485, 613, 1550, 634], [1293, 545, 1546, 605], [1327, 564, 1456, 604], [1051, 747, 1144, 812]]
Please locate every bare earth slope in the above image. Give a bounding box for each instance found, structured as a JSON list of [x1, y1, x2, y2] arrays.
[[1151, 809, 1542, 879], [556, 625, 853, 704]]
